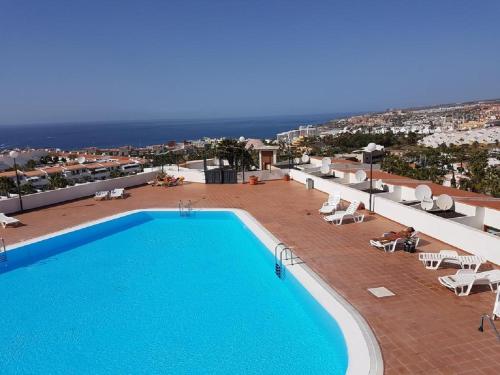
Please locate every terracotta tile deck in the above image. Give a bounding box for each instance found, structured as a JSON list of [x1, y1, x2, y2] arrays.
[[1, 180, 499, 374]]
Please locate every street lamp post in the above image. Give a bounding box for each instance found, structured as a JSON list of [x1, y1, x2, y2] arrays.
[[365, 143, 377, 212], [238, 137, 246, 184], [241, 148, 246, 184], [9, 151, 23, 212]]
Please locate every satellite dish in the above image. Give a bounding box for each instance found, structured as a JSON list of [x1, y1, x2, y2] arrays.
[[322, 157, 331, 166], [301, 154, 310, 163], [320, 165, 330, 175], [420, 197, 435, 211], [365, 143, 377, 152], [436, 194, 454, 211], [294, 157, 301, 165], [355, 170, 367, 182], [415, 184, 432, 201], [77, 156, 86, 164]]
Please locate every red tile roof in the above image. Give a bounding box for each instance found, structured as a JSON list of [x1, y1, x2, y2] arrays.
[[42, 167, 64, 175], [63, 164, 88, 171], [0, 171, 19, 178], [24, 170, 46, 177]]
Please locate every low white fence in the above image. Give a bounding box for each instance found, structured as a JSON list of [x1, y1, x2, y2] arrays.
[[145, 166, 206, 183], [0, 171, 157, 214], [291, 169, 371, 208], [290, 169, 500, 265], [238, 169, 286, 182]]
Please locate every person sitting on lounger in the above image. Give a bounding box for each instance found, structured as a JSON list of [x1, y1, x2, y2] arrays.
[[371, 227, 415, 244]]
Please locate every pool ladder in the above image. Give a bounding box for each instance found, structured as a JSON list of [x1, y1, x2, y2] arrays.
[[274, 242, 294, 279], [0, 238, 7, 263], [178, 200, 192, 217], [478, 314, 500, 342]]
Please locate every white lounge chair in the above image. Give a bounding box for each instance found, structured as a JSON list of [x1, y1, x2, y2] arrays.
[[370, 231, 420, 253], [419, 250, 485, 272], [94, 191, 109, 200], [0, 213, 21, 228], [319, 193, 341, 214], [493, 288, 500, 319], [324, 200, 363, 225], [110, 188, 125, 199], [438, 269, 500, 296]]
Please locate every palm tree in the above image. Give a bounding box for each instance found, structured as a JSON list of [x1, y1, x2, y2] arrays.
[[0, 177, 15, 197], [20, 183, 36, 195], [48, 173, 69, 190]]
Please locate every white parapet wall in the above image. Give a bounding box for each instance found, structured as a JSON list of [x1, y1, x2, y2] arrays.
[[0, 171, 157, 214], [237, 169, 286, 182], [289, 169, 500, 265], [290, 169, 371, 208], [144, 166, 206, 183]]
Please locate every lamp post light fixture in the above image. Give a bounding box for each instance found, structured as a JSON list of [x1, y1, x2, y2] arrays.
[[9, 151, 24, 212], [365, 143, 377, 212]]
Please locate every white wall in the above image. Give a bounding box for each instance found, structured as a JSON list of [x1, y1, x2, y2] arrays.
[[184, 159, 209, 169], [0, 171, 157, 214], [145, 166, 206, 184], [0, 197, 19, 214], [372, 196, 500, 265], [400, 186, 418, 201], [484, 207, 500, 229], [289, 169, 500, 265], [238, 169, 285, 182], [290, 169, 371, 208]]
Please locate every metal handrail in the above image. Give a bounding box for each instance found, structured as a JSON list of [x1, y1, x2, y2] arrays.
[[478, 314, 500, 342], [274, 243, 296, 278], [280, 247, 294, 266], [0, 237, 7, 263], [274, 243, 287, 261], [179, 200, 193, 217]]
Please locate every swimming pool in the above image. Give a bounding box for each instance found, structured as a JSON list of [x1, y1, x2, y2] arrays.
[[0, 210, 380, 374]]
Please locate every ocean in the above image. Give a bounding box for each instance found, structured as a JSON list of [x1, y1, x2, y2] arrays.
[[0, 113, 349, 150]]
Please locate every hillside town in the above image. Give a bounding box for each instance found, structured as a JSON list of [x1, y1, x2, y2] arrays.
[[278, 99, 500, 143], [1, 99, 499, 198]]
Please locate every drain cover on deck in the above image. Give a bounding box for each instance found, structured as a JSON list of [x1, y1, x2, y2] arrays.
[[367, 287, 395, 298]]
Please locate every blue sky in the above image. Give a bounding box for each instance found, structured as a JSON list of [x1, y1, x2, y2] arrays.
[[1, 0, 499, 124]]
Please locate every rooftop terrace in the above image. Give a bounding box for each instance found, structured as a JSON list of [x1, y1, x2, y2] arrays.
[[1, 181, 499, 374]]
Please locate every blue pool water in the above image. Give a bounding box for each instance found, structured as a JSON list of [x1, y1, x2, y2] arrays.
[[0, 211, 348, 374]]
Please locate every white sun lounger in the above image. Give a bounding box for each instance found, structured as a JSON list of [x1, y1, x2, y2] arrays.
[[0, 213, 21, 228], [94, 191, 109, 200], [110, 188, 125, 199], [438, 269, 500, 296], [324, 200, 363, 225], [419, 250, 485, 272], [370, 231, 420, 253], [319, 193, 341, 214], [493, 288, 500, 319]]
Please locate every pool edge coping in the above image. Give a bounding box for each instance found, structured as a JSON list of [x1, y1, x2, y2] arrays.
[[3, 208, 383, 375]]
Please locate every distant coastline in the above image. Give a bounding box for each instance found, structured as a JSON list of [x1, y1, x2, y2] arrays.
[[0, 113, 354, 150]]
